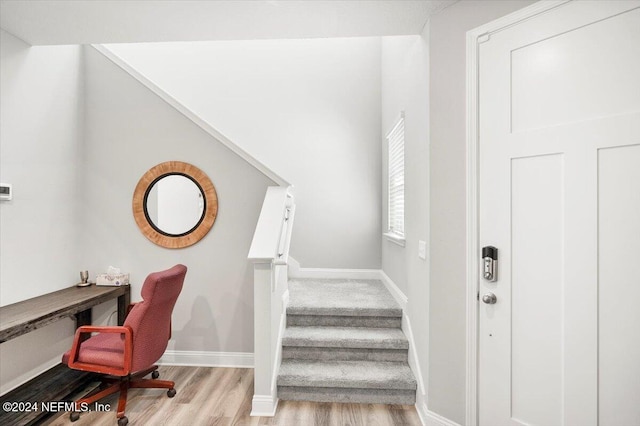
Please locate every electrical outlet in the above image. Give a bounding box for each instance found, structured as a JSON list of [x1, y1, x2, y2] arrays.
[[418, 240, 427, 260]]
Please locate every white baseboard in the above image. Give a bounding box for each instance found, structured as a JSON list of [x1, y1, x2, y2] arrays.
[[251, 394, 279, 417], [378, 270, 409, 311], [288, 257, 380, 280], [292, 268, 381, 279], [403, 314, 426, 398], [377, 272, 419, 395], [418, 406, 462, 426], [159, 350, 254, 368]]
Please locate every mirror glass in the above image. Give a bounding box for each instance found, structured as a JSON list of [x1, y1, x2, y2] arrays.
[[145, 174, 205, 236]]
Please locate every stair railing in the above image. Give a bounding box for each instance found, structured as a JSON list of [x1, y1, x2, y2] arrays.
[[247, 185, 295, 416]]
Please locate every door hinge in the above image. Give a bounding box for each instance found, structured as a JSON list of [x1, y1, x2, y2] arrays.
[[478, 33, 491, 44], [477, 291, 480, 301]]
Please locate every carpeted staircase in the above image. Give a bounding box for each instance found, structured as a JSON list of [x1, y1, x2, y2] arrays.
[[277, 278, 417, 404]]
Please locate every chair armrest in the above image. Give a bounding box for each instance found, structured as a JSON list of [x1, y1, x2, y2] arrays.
[[73, 325, 132, 335], [67, 325, 133, 376]]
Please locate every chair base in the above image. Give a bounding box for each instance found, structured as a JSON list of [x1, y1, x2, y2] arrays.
[[69, 365, 175, 422]]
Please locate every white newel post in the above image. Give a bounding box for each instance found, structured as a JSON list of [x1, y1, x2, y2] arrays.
[[251, 262, 276, 415], [248, 186, 294, 417]]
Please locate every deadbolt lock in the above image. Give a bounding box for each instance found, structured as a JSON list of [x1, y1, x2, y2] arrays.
[[482, 246, 498, 282]]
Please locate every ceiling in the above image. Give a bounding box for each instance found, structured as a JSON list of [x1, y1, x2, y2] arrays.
[[0, 0, 456, 46]]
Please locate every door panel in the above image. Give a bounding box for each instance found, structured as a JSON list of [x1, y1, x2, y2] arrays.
[[511, 7, 640, 132], [598, 144, 640, 426], [511, 154, 564, 426], [478, 2, 640, 425]]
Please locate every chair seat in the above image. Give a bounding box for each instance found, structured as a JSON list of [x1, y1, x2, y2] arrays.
[[62, 333, 125, 369]]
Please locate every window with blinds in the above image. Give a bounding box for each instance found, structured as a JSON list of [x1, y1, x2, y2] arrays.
[[386, 113, 405, 241]]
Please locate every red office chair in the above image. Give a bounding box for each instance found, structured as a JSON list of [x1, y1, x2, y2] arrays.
[[62, 264, 187, 425]]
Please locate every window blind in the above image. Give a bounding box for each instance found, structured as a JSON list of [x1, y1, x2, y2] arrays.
[[387, 115, 405, 238]]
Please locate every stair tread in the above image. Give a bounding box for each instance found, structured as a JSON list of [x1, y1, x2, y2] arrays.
[[278, 359, 416, 390], [288, 279, 401, 317], [283, 326, 408, 349]]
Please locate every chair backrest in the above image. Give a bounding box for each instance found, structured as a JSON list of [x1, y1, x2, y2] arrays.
[[124, 264, 187, 372]]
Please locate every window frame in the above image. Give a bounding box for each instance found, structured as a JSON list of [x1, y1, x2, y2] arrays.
[[384, 112, 406, 246]]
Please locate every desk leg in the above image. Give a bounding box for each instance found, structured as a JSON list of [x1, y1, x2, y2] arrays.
[[75, 310, 92, 327], [74, 310, 92, 343], [117, 289, 131, 325]]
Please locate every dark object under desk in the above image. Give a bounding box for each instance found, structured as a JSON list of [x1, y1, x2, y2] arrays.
[[0, 284, 131, 425]]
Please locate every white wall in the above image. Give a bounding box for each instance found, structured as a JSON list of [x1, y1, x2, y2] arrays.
[[427, 1, 535, 423], [81, 45, 274, 355], [0, 30, 83, 303], [0, 32, 276, 395], [380, 27, 431, 415], [103, 38, 382, 269], [0, 29, 86, 395]]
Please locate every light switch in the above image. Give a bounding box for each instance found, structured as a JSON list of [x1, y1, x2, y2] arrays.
[[0, 183, 12, 201], [418, 240, 427, 260]]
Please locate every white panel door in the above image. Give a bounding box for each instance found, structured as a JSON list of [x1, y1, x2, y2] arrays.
[[478, 2, 640, 425]]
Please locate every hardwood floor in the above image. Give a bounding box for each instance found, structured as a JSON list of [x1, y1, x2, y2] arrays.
[[44, 366, 422, 425]]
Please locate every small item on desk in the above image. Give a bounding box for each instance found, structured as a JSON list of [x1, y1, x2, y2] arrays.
[[96, 266, 130, 286], [76, 270, 92, 287]]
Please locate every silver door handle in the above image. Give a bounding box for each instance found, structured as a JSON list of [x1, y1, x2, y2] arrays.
[[482, 293, 497, 304]]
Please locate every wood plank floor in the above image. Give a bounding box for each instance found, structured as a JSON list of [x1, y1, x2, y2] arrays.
[[44, 366, 422, 425]]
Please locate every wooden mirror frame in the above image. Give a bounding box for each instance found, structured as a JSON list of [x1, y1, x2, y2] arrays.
[[133, 161, 218, 249]]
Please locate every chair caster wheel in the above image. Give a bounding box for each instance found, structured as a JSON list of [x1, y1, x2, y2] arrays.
[[70, 412, 80, 422], [167, 388, 176, 398], [118, 416, 128, 426], [152, 370, 160, 379]]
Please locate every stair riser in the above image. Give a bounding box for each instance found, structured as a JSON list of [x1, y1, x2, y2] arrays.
[[278, 386, 416, 405], [282, 346, 408, 362], [287, 308, 403, 317], [287, 315, 401, 328]]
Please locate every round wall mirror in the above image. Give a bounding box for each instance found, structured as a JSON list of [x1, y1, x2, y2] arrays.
[[133, 161, 218, 248], [145, 174, 205, 236]]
